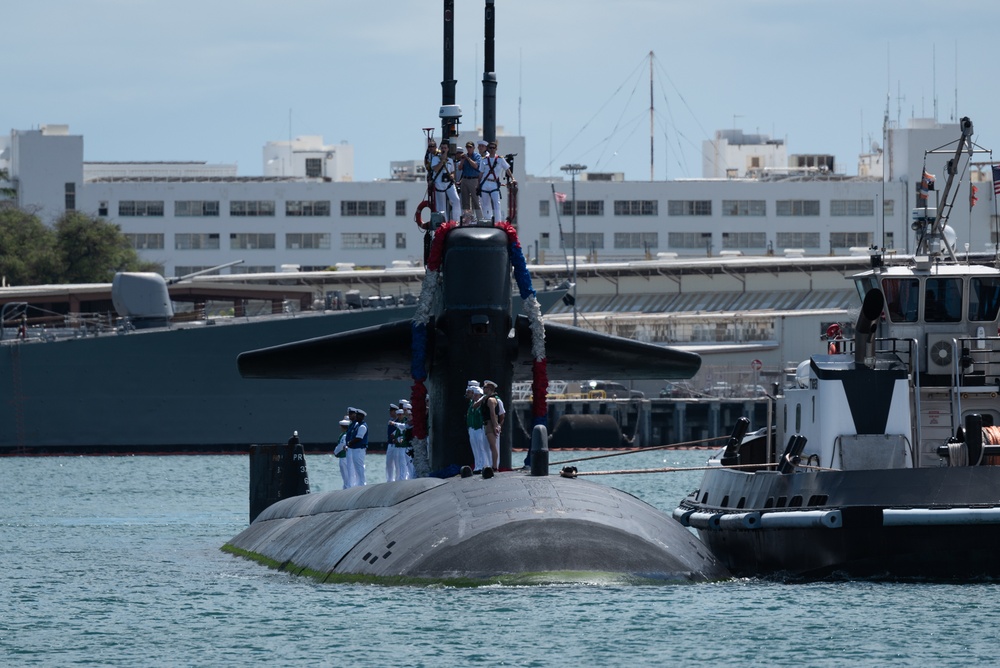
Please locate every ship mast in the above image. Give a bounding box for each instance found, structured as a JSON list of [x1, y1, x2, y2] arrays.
[[482, 0, 497, 143], [649, 51, 654, 181], [440, 0, 460, 142], [917, 116, 974, 261]]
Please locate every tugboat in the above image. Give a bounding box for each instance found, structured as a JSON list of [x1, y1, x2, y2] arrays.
[[675, 117, 1000, 579]]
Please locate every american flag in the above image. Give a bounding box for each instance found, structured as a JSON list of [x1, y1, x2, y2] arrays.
[[993, 165, 1000, 196], [554, 192, 567, 203]]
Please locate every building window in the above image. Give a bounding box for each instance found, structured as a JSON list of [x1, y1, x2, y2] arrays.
[[884, 231, 894, 249], [614, 200, 658, 216], [231, 265, 277, 274], [305, 158, 322, 178], [722, 232, 766, 249], [884, 200, 895, 217], [668, 200, 712, 216], [560, 200, 604, 216], [776, 232, 820, 248], [830, 199, 874, 216], [341, 201, 386, 216], [721, 200, 765, 216], [285, 233, 330, 250], [830, 232, 873, 248], [539, 200, 550, 217], [98, 201, 108, 216], [64, 183, 76, 211], [119, 200, 165, 217], [776, 200, 820, 216], [175, 233, 220, 250], [668, 232, 713, 249], [230, 200, 275, 217], [286, 200, 331, 217], [395, 200, 407, 216], [614, 232, 658, 249], [174, 266, 215, 276], [342, 232, 386, 249], [125, 233, 165, 250], [230, 233, 276, 250], [396, 232, 406, 249], [539, 232, 550, 250], [175, 200, 220, 217], [560, 232, 604, 249]]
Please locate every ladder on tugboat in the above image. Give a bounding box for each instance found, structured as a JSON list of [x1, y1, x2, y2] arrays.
[[914, 387, 958, 467]]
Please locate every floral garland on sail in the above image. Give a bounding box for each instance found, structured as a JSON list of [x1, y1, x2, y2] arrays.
[[408, 220, 547, 477]]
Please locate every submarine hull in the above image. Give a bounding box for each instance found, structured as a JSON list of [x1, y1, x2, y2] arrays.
[[224, 472, 728, 584]]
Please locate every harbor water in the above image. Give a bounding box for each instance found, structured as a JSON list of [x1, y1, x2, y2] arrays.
[[4, 449, 999, 666]]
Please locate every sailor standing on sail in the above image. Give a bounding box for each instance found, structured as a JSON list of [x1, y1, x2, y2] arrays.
[[346, 407, 369, 486], [430, 139, 462, 221], [478, 140, 514, 223], [333, 416, 353, 489], [459, 141, 484, 222]]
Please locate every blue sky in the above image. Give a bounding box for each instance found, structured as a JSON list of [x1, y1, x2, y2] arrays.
[[7, 0, 999, 181]]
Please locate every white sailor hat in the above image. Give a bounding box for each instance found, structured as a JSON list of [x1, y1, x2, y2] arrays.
[[477, 139, 488, 147], [472, 386, 484, 395], [400, 399, 411, 408], [348, 406, 358, 413], [483, 379, 497, 388], [395, 409, 404, 416], [389, 403, 399, 410], [338, 418, 350, 426], [467, 380, 480, 387], [355, 408, 367, 417]]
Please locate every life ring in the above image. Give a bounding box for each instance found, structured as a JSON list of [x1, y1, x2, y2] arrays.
[[414, 200, 432, 230]]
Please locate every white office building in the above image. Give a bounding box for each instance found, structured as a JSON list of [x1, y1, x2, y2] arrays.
[[3, 117, 995, 278]]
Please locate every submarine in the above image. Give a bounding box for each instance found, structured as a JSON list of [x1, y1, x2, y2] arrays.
[[222, 0, 729, 585]]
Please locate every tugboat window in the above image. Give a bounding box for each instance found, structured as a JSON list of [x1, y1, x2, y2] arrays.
[[969, 277, 1000, 322], [924, 277, 963, 322], [882, 278, 919, 322]]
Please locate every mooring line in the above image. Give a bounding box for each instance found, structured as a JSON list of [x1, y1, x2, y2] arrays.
[[559, 461, 777, 477], [548, 434, 727, 466]]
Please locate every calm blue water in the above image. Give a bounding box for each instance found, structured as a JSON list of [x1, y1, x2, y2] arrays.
[[3, 449, 997, 666]]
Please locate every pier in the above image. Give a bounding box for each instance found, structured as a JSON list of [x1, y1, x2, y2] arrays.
[[511, 396, 770, 450]]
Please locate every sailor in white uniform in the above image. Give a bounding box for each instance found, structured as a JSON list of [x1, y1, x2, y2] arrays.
[[477, 140, 515, 223], [332, 416, 353, 489], [430, 139, 462, 221], [346, 407, 369, 486]]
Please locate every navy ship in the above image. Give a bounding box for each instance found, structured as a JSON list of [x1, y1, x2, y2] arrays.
[[675, 118, 1000, 579], [222, 0, 729, 585]]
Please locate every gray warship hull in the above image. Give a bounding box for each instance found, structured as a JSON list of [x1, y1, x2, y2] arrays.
[[1, 307, 415, 454]]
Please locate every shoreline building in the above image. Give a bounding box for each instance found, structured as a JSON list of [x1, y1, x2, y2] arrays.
[[0, 118, 995, 278]]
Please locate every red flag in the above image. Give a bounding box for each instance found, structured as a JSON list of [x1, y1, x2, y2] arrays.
[[554, 192, 567, 203], [993, 165, 1000, 196], [970, 184, 979, 209]]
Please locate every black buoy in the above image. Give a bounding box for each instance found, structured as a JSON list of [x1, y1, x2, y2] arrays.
[[530, 424, 548, 476], [249, 438, 310, 523]]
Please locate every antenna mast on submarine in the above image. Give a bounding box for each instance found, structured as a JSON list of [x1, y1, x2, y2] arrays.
[[482, 0, 497, 143], [440, 0, 461, 142]]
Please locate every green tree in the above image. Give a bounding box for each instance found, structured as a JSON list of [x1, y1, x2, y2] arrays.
[[0, 168, 17, 200], [0, 208, 60, 285], [53, 211, 156, 283]]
